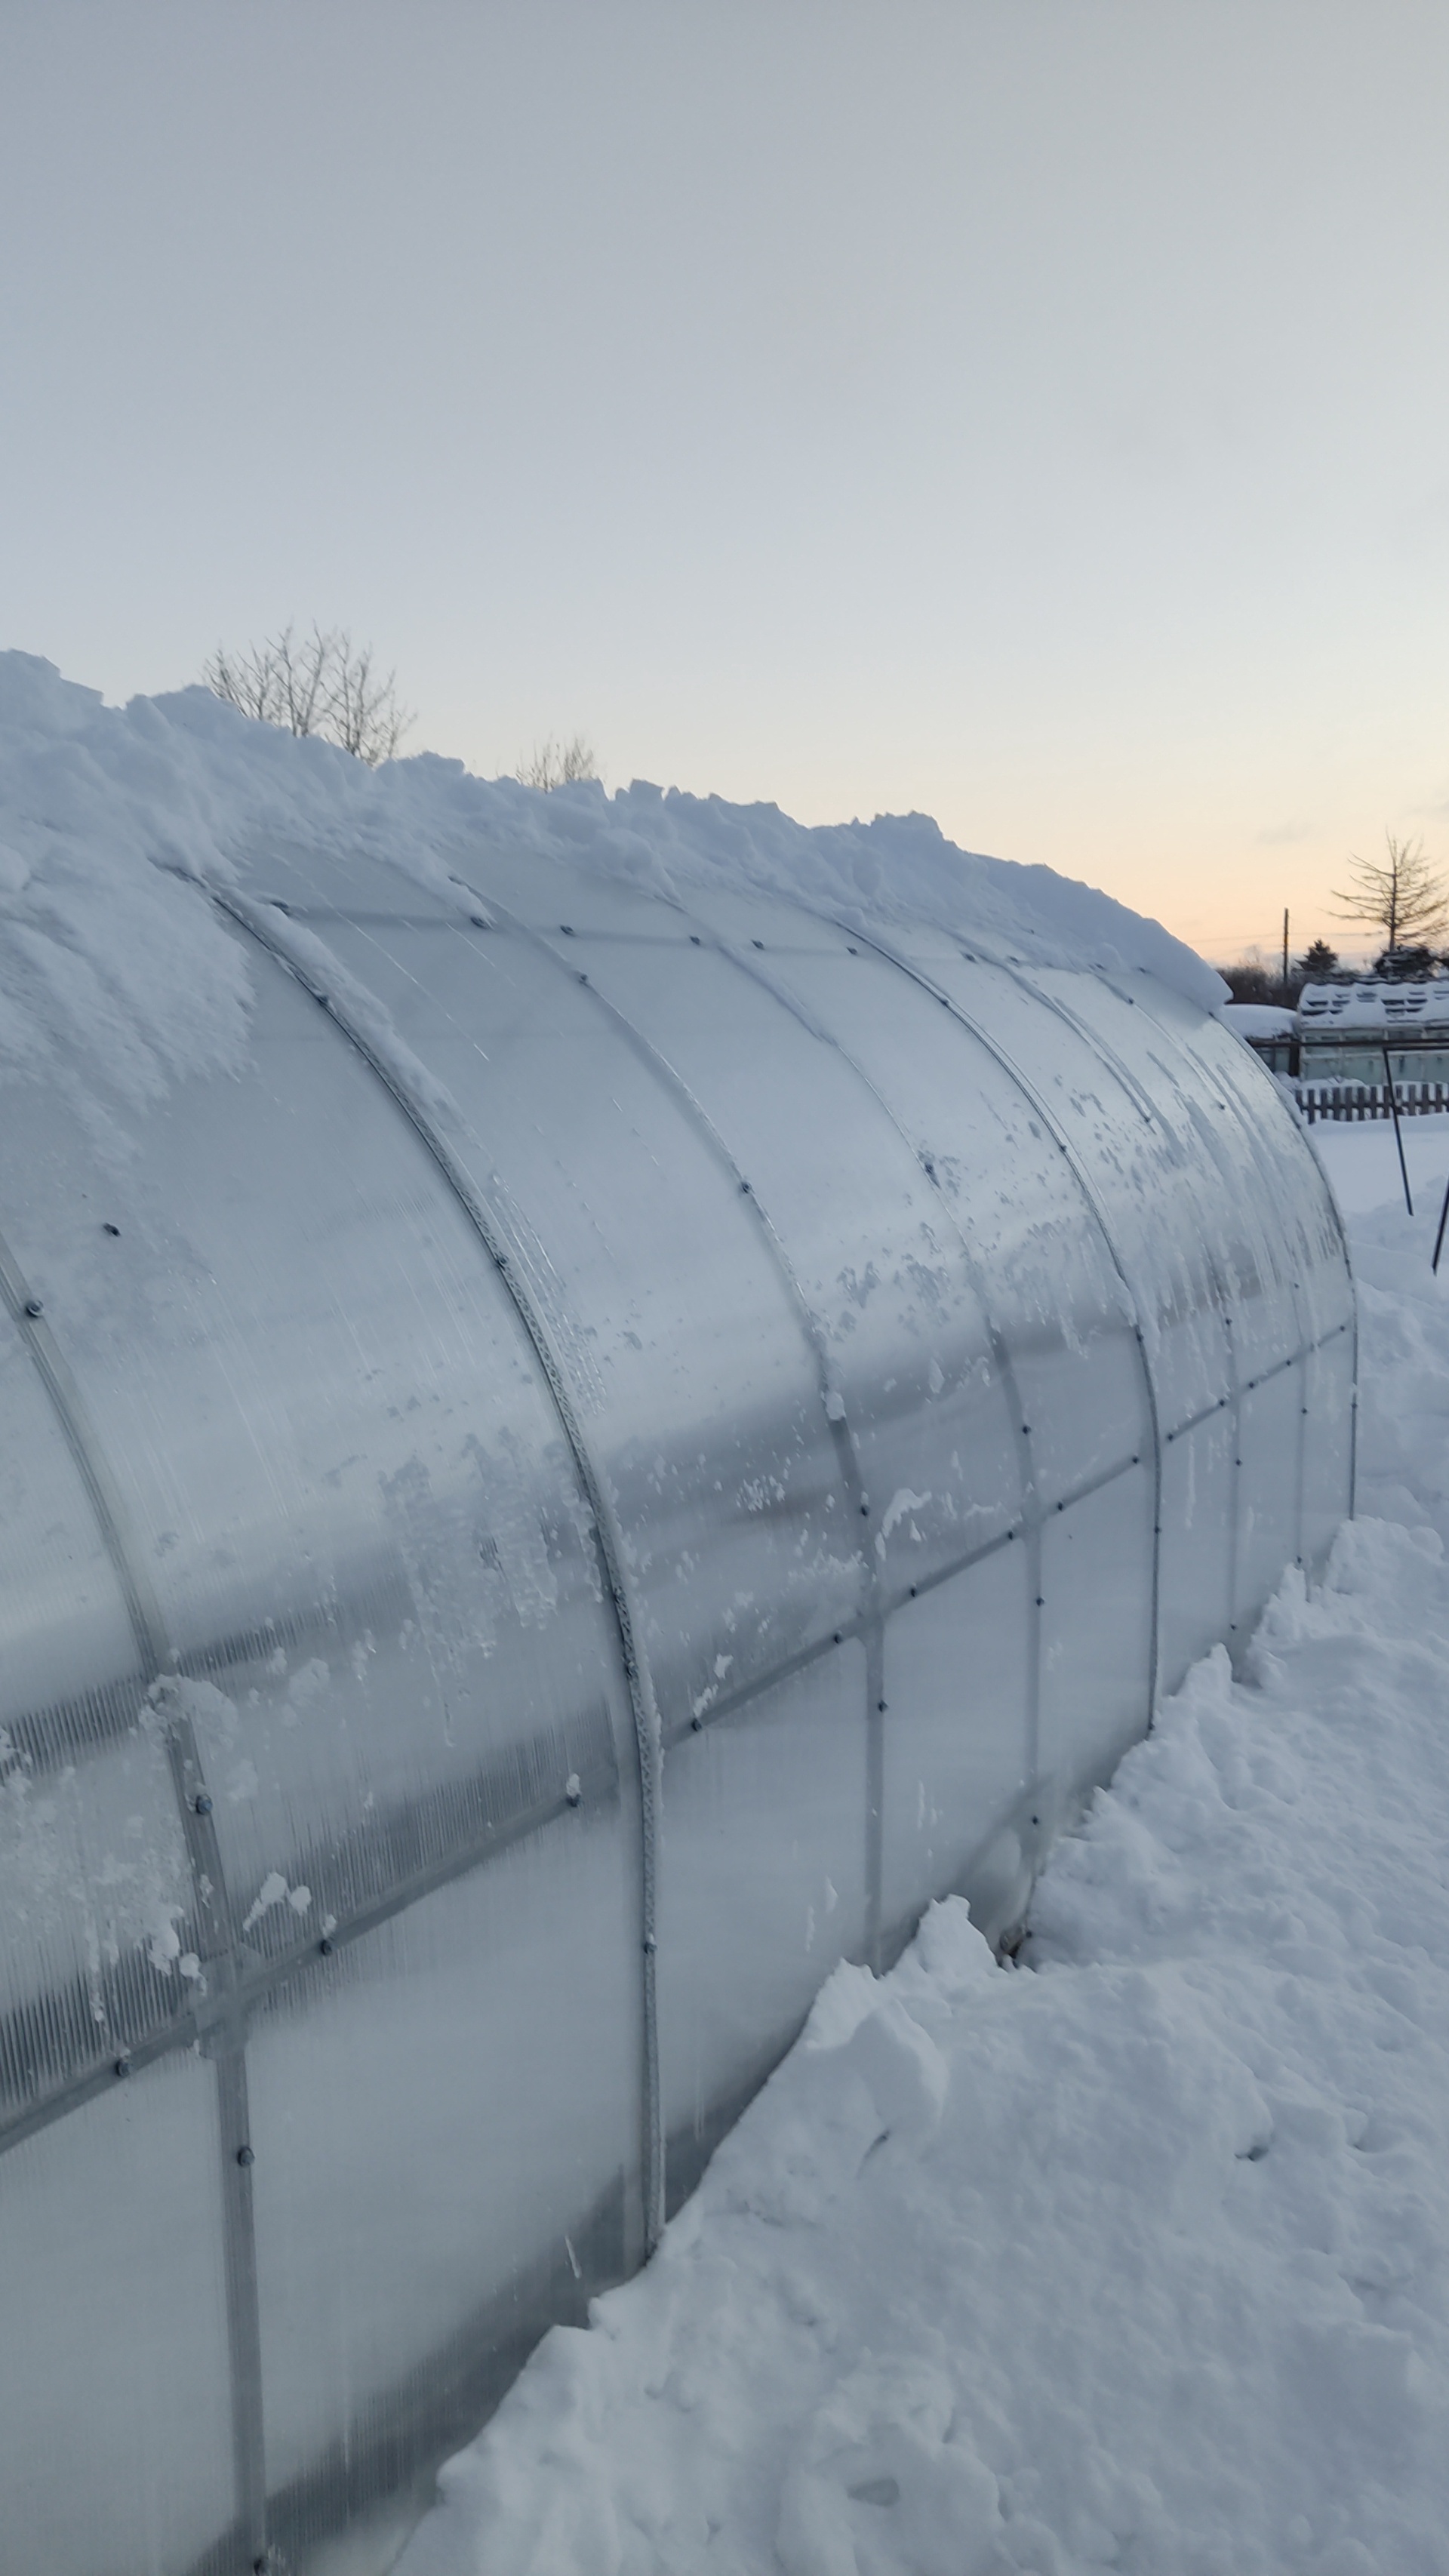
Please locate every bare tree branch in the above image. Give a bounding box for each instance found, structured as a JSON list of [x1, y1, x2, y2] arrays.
[[202, 624, 414, 764], [1331, 833, 1449, 955], [518, 733, 598, 791]]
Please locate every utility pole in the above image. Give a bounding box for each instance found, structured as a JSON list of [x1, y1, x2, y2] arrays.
[[1282, 908, 1289, 993]]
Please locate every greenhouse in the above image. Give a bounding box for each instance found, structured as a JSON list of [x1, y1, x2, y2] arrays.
[[0, 688, 1354, 2576]]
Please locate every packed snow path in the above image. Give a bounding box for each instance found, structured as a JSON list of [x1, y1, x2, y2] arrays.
[[398, 1119, 1449, 2576]]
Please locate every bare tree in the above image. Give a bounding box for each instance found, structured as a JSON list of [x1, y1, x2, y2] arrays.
[[1331, 833, 1448, 956], [203, 636, 289, 728], [518, 733, 598, 791], [202, 624, 414, 766], [328, 637, 414, 765]]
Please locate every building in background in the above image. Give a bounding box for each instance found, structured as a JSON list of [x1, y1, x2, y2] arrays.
[[1297, 976, 1449, 1088]]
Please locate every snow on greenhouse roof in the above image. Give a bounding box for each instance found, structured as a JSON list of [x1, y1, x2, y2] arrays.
[[0, 651, 1226, 1108], [1223, 1003, 1295, 1041]]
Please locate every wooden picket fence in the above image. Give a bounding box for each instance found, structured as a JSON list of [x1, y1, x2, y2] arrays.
[[1296, 1080, 1449, 1125]]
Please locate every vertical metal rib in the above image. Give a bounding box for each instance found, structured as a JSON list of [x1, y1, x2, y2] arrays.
[[0, 1226, 269, 2570], [208, 888, 669, 2257]]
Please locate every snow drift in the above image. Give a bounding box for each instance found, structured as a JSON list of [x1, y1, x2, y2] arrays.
[[0, 651, 1225, 1115]]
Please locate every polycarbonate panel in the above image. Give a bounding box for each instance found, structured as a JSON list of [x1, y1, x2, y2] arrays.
[[0, 820, 1358, 2576], [754, 934, 1149, 1505], [568, 926, 1024, 1588], [1037, 1462, 1155, 1803], [1158, 1409, 1235, 1695], [0, 1711, 190, 2120], [659, 1639, 868, 2201], [260, 903, 862, 1731], [879, 1547, 1033, 1944], [902, 956, 1235, 1439], [0, 1324, 197, 2113], [0, 2052, 235, 2576], [0, 1303, 140, 1721], [1120, 976, 1353, 1365], [1021, 965, 1309, 1391], [1234, 1365, 1306, 1633], [0, 942, 635, 1951], [251, 1808, 638, 2523], [1301, 1330, 1355, 1568]]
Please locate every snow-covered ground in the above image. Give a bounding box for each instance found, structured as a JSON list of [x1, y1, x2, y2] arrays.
[[397, 1116, 1449, 2576]]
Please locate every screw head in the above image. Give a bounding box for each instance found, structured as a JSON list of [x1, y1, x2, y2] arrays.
[[192, 1792, 213, 1817], [23, 1297, 42, 1319], [113, 2056, 131, 2079], [318, 1937, 334, 1957], [235, 2144, 254, 2168]]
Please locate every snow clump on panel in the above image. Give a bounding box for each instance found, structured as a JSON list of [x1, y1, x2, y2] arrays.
[[0, 652, 1224, 1128]]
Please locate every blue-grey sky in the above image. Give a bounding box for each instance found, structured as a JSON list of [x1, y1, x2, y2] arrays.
[[4, 1, 1447, 959]]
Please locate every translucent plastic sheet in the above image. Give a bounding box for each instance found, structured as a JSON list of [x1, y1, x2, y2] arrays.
[[1301, 1331, 1355, 1569], [565, 923, 1023, 1593], [743, 931, 1150, 1507], [0, 943, 637, 1962], [0, 1322, 192, 2114], [1023, 966, 1309, 1393], [1037, 1460, 1155, 1800], [658, 1639, 868, 2204], [1234, 1365, 1307, 1635], [0, 1303, 140, 1720], [0, 839, 1356, 2576], [904, 954, 1236, 1439], [878, 1547, 1033, 1941], [1158, 1408, 1236, 1693], [252, 899, 862, 1730], [0, 2052, 236, 2576], [250, 1812, 638, 2535], [1115, 975, 1353, 1360]]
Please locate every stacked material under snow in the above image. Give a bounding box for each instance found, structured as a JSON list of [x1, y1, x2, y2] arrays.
[[0, 653, 1224, 1115], [398, 1120, 1449, 2576]]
